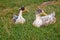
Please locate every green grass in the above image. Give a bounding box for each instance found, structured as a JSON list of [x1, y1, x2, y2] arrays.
[[0, 0, 60, 40]]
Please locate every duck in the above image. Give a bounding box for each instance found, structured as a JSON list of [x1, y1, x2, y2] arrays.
[[33, 9, 56, 27], [12, 6, 29, 24]]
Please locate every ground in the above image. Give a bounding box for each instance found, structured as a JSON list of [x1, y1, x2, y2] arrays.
[[0, 0, 60, 40]]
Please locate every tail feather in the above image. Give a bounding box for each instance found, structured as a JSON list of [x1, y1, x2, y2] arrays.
[[51, 11, 55, 16]]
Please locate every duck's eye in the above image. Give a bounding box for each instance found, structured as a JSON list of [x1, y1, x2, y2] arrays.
[[37, 9, 42, 13]]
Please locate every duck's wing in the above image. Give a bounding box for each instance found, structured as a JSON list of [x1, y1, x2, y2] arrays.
[[41, 15, 51, 23], [12, 15, 18, 22], [41, 16, 49, 21], [41, 16, 51, 25]]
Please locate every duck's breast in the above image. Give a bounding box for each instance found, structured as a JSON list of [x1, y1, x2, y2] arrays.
[[33, 19, 43, 27]]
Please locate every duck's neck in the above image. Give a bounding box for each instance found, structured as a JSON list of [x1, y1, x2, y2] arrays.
[[18, 10, 23, 17], [36, 14, 40, 19]]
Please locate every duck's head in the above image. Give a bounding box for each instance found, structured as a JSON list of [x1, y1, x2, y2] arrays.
[[36, 9, 47, 16], [19, 6, 29, 13], [36, 9, 42, 15]]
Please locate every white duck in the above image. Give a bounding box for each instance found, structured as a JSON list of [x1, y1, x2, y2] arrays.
[[33, 9, 56, 27], [13, 6, 28, 24]]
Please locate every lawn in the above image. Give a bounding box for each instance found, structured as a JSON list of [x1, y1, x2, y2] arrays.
[[0, 0, 60, 40]]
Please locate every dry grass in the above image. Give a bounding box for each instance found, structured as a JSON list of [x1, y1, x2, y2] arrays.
[[37, 1, 60, 8]]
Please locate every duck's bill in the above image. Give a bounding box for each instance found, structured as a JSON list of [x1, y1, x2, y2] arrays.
[[41, 10, 47, 16], [42, 12, 47, 16], [23, 8, 29, 12]]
